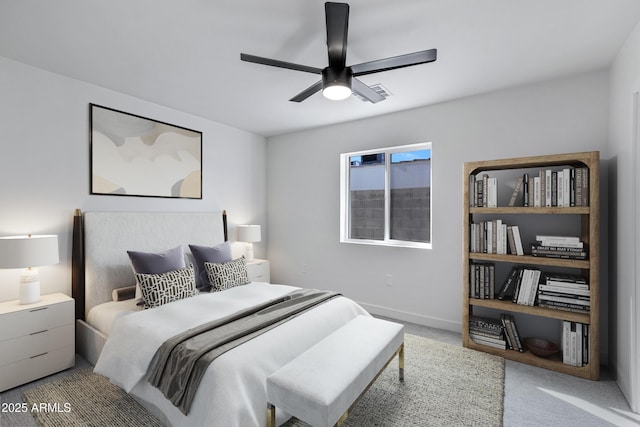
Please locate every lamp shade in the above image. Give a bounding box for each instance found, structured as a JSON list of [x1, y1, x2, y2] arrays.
[[0, 235, 59, 268], [237, 225, 261, 243]]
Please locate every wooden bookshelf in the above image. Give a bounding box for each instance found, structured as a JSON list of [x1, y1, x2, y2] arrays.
[[462, 151, 600, 380]]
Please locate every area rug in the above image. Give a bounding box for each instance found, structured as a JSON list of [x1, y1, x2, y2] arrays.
[[284, 333, 504, 427], [23, 334, 504, 427]]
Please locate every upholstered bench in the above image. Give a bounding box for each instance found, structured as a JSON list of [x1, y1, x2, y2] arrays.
[[266, 315, 405, 427]]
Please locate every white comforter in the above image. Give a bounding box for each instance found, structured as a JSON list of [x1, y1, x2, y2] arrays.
[[94, 283, 369, 427]]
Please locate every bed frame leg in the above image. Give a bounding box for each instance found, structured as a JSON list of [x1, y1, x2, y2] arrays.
[[399, 343, 405, 382], [267, 403, 276, 427]]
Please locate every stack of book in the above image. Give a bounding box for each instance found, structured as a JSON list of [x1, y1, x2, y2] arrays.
[[496, 266, 542, 306], [468, 316, 506, 349], [500, 313, 523, 352], [521, 167, 589, 208], [469, 174, 498, 208], [530, 235, 587, 260], [537, 273, 590, 313], [470, 220, 524, 256], [469, 262, 495, 299], [562, 321, 589, 366]]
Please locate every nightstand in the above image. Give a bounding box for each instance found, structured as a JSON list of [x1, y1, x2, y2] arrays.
[[0, 292, 75, 391], [247, 259, 270, 283]]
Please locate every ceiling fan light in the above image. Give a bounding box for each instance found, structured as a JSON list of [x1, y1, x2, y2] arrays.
[[322, 83, 352, 101]]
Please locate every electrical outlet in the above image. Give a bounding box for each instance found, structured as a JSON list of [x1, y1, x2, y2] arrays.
[[385, 273, 393, 287], [302, 264, 308, 274]]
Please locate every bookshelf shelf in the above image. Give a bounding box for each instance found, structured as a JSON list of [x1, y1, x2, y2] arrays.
[[462, 151, 600, 380], [469, 253, 590, 269], [470, 207, 590, 215], [469, 298, 590, 323]]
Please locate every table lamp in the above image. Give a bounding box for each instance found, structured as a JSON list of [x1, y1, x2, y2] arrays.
[[237, 225, 261, 262], [0, 234, 59, 304]]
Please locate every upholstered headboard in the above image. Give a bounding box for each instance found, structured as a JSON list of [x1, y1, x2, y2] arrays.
[[72, 210, 227, 320]]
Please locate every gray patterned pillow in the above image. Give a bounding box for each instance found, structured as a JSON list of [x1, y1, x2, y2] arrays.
[[204, 257, 250, 292], [134, 267, 198, 309]]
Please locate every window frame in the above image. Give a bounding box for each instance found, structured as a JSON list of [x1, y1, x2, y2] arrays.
[[340, 142, 432, 249]]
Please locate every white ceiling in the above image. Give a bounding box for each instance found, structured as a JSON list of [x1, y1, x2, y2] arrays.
[[1, 0, 639, 137]]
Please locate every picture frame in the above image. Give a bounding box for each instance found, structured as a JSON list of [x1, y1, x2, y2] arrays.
[[90, 104, 203, 199]]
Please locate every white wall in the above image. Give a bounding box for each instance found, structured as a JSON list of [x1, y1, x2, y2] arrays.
[[0, 56, 267, 302], [609, 19, 640, 412], [267, 70, 609, 348]]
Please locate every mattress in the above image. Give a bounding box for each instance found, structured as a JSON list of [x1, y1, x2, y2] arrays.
[[94, 282, 370, 426], [86, 299, 141, 336]]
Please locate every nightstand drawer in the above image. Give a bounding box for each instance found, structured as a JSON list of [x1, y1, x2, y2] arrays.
[[0, 323, 74, 366], [0, 346, 74, 392], [247, 260, 270, 282], [0, 299, 74, 341]]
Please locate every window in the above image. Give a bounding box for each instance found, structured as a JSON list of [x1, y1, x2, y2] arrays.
[[340, 142, 432, 248]]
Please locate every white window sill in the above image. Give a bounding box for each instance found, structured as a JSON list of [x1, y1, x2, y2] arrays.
[[340, 238, 432, 250]]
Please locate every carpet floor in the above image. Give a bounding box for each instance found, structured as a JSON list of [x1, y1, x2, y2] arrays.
[[20, 333, 504, 426]]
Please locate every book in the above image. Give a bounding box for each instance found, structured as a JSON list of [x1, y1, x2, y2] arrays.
[[476, 179, 484, 207], [537, 240, 584, 249], [501, 313, 523, 352], [581, 167, 589, 206], [537, 293, 590, 306], [538, 284, 590, 297], [562, 168, 571, 207], [557, 170, 564, 207], [508, 315, 524, 352], [511, 225, 524, 255], [530, 248, 587, 260], [499, 314, 513, 350], [522, 174, 529, 207], [539, 301, 590, 313], [551, 171, 557, 207], [570, 167, 576, 206], [530, 243, 585, 252], [545, 169, 552, 207], [497, 266, 520, 299], [508, 176, 523, 207], [470, 334, 506, 349], [487, 177, 497, 208], [535, 235, 580, 242], [506, 226, 516, 254], [482, 174, 489, 207]]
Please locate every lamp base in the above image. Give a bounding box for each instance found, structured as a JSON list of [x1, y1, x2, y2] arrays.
[[19, 268, 41, 305], [244, 242, 255, 262]]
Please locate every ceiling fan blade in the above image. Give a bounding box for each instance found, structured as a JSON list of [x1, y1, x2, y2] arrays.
[[241, 53, 322, 74], [290, 80, 324, 102], [352, 78, 385, 103], [325, 2, 349, 69], [351, 49, 437, 76]]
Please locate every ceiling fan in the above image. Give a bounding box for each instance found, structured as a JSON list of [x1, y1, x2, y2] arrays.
[[240, 2, 437, 103]]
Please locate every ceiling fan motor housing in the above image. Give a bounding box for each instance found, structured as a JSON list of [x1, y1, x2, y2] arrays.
[[322, 67, 353, 89]]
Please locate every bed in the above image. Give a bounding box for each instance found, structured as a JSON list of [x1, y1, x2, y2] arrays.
[[72, 210, 370, 427]]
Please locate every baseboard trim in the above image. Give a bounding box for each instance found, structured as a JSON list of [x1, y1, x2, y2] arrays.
[[357, 302, 462, 333]]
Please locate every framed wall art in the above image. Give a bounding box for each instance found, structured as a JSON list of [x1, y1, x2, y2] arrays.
[[90, 104, 203, 199]]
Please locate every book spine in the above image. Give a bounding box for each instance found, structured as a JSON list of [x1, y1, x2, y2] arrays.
[[512, 225, 524, 255], [563, 168, 571, 207], [551, 171, 557, 207], [509, 176, 523, 207], [545, 169, 552, 207]]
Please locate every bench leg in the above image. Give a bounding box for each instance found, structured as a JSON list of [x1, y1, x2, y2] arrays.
[[267, 403, 276, 427], [399, 343, 405, 382]]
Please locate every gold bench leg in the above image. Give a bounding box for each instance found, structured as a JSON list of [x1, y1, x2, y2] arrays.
[[267, 403, 276, 427], [399, 343, 405, 382]]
